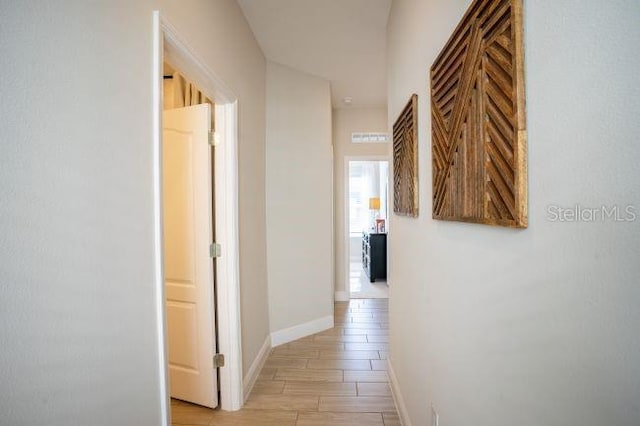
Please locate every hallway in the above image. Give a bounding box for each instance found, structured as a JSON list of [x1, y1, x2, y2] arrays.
[[350, 261, 389, 299], [171, 299, 398, 425]]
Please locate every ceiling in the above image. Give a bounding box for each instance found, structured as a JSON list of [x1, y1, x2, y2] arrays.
[[237, 0, 392, 109]]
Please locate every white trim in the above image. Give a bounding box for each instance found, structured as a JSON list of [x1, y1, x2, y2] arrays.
[[213, 101, 243, 410], [388, 359, 412, 426], [242, 335, 272, 402], [162, 19, 235, 104], [152, 12, 170, 426], [334, 291, 349, 302], [343, 155, 390, 300], [155, 12, 244, 414], [270, 316, 335, 347]]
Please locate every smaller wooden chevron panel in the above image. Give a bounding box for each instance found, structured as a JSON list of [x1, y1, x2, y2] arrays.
[[393, 94, 419, 217], [430, 0, 527, 228]]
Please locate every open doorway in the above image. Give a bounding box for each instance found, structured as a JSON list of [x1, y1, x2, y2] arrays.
[[347, 159, 389, 299], [153, 13, 243, 424], [162, 62, 219, 411]]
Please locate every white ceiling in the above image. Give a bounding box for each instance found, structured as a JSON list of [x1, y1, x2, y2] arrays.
[[237, 0, 392, 109]]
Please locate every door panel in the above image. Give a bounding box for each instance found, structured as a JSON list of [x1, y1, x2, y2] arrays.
[[163, 104, 218, 408], [163, 128, 195, 282], [166, 301, 198, 370]]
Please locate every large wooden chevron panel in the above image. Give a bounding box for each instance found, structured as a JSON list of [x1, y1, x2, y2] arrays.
[[393, 94, 419, 217], [430, 0, 527, 228]]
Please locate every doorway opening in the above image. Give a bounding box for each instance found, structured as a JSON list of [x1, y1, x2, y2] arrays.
[[162, 62, 219, 412], [153, 13, 243, 425], [347, 159, 389, 299]]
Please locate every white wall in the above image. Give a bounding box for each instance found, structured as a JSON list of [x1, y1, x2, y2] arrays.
[[386, 1, 640, 425], [0, 1, 268, 423], [333, 108, 388, 298], [350, 236, 362, 261], [266, 62, 334, 337]]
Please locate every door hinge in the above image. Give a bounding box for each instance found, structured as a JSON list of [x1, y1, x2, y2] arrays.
[[209, 243, 222, 258], [213, 353, 225, 368], [208, 131, 220, 146]]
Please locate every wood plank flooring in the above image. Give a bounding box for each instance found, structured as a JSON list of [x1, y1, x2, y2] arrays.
[[171, 298, 398, 425]]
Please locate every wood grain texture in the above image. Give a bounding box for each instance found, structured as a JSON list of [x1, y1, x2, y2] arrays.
[[370, 360, 389, 371], [344, 370, 389, 383], [319, 350, 381, 360], [345, 342, 389, 351], [357, 382, 392, 397], [170, 300, 399, 425], [393, 94, 419, 217], [243, 394, 320, 411], [283, 382, 357, 396], [306, 359, 372, 370], [430, 0, 527, 228], [251, 380, 286, 395], [318, 396, 396, 413], [297, 412, 384, 426], [313, 334, 368, 343], [383, 411, 403, 426], [264, 357, 308, 369], [274, 368, 343, 382]]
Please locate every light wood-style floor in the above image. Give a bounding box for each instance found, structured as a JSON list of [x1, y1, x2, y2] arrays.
[[171, 298, 399, 425]]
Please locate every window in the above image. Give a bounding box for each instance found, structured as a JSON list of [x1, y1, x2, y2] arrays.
[[351, 132, 389, 143], [349, 161, 389, 235]]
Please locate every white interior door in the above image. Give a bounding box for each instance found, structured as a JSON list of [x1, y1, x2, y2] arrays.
[[162, 104, 218, 408]]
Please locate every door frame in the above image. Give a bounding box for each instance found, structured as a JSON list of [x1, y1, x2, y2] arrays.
[[343, 155, 390, 300], [152, 12, 243, 424]]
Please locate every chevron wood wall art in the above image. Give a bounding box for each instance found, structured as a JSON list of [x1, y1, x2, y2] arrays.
[[393, 94, 419, 217], [430, 0, 527, 228]]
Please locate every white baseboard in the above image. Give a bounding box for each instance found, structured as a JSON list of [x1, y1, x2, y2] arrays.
[[242, 334, 271, 402], [270, 315, 334, 347], [334, 291, 349, 302], [388, 358, 412, 426]]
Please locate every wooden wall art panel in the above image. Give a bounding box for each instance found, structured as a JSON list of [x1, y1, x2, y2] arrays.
[[430, 0, 527, 228], [393, 94, 419, 217]]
